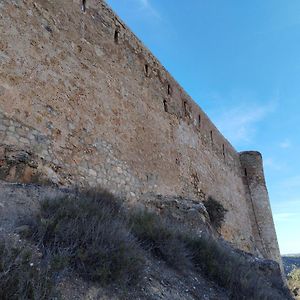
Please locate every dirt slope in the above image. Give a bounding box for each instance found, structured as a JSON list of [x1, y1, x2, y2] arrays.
[[0, 181, 229, 300]]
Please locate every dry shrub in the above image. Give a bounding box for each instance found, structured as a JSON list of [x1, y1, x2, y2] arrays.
[[288, 268, 300, 297], [204, 196, 227, 231], [1, 189, 291, 300], [185, 234, 291, 299], [0, 236, 57, 300], [32, 189, 145, 286], [130, 210, 193, 271]]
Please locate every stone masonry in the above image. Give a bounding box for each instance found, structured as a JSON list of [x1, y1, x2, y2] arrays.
[[0, 0, 281, 265]]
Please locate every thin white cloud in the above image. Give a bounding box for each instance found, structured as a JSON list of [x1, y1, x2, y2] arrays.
[[281, 175, 300, 189], [212, 102, 275, 145], [284, 199, 300, 206], [139, 0, 150, 7], [106, 0, 161, 21], [273, 199, 300, 211], [264, 158, 285, 171], [274, 212, 299, 222], [136, 0, 161, 19], [203, 90, 279, 147], [279, 139, 292, 149]]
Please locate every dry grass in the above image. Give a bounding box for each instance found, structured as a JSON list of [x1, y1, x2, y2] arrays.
[[288, 268, 300, 298], [0, 236, 57, 300], [130, 210, 193, 271], [31, 189, 145, 286], [0, 188, 291, 299], [130, 209, 291, 300], [185, 234, 289, 299]]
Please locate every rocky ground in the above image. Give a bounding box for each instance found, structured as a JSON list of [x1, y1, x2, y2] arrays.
[[0, 181, 229, 300], [283, 256, 300, 299], [0, 181, 293, 299]]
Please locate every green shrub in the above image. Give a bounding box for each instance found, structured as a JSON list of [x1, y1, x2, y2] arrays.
[[204, 197, 227, 231], [130, 210, 193, 271], [32, 189, 145, 286]]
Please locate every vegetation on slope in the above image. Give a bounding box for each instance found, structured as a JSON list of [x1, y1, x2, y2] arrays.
[[32, 189, 144, 285], [130, 210, 290, 300], [0, 236, 57, 300], [287, 268, 300, 299], [0, 188, 291, 299], [203, 196, 228, 231]]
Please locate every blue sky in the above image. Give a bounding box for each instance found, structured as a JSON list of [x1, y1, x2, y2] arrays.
[[106, 0, 300, 255]]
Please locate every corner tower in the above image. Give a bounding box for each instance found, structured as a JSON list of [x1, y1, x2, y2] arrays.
[[240, 151, 281, 265]]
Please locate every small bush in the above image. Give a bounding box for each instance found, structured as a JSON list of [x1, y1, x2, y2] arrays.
[[204, 197, 227, 231], [1, 188, 290, 300], [0, 236, 56, 300], [130, 210, 193, 271], [288, 268, 300, 297], [130, 207, 289, 299], [129, 208, 289, 299], [185, 234, 290, 299], [32, 189, 145, 286], [184, 234, 231, 285]]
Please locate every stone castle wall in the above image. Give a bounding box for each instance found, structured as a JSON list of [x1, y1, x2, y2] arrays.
[[240, 152, 282, 265], [0, 0, 281, 263]]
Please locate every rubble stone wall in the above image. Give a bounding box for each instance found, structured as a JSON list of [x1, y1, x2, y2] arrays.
[[0, 0, 281, 264]]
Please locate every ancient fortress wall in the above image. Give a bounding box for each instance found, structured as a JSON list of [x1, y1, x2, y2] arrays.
[[0, 0, 280, 263]]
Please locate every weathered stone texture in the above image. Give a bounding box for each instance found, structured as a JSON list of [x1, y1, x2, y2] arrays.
[[240, 151, 282, 268], [0, 0, 281, 265]]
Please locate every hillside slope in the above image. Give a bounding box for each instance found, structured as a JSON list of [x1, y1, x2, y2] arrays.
[[0, 181, 228, 300], [0, 181, 292, 300], [283, 256, 300, 275]]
